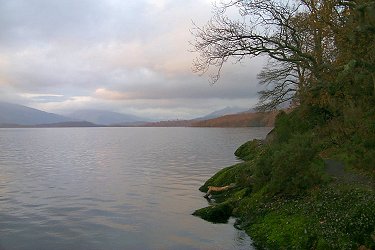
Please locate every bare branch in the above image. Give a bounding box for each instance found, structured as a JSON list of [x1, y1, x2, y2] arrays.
[[191, 0, 356, 109]]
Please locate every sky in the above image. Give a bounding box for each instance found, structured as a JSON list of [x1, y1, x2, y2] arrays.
[[0, 0, 264, 120]]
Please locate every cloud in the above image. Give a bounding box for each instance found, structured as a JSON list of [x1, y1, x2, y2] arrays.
[[31, 95, 96, 113], [95, 88, 129, 100], [0, 0, 265, 119], [18, 93, 67, 103]]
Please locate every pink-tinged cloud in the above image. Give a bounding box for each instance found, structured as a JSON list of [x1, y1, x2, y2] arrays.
[[95, 88, 129, 100], [0, 0, 265, 119]]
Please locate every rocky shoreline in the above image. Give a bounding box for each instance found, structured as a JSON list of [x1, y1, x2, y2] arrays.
[[193, 128, 375, 249]]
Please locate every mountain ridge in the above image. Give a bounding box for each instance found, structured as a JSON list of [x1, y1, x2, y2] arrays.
[[66, 109, 150, 126], [0, 102, 74, 125], [195, 106, 249, 120], [0, 102, 276, 128]]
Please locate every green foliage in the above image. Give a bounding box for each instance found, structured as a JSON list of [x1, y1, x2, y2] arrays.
[[267, 133, 325, 196], [273, 109, 317, 143], [319, 102, 375, 172], [250, 113, 326, 195], [340, 108, 375, 172], [252, 145, 274, 191]]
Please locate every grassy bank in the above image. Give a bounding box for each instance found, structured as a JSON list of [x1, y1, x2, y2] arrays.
[[193, 109, 375, 249]]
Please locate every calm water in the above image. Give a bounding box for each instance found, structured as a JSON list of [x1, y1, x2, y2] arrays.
[[0, 127, 271, 250]]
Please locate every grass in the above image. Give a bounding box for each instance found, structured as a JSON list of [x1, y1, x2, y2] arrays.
[[242, 182, 375, 249], [194, 161, 375, 248]]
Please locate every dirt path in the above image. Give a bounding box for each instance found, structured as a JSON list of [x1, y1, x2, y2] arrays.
[[324, 159, 374, 189]]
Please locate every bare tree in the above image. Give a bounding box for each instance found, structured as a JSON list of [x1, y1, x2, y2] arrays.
[[192, 0, 316, 79], [256, 60, 299, 110], [192, 0, 353, 110]]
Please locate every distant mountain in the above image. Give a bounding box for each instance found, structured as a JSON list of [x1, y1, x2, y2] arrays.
[[66, 110, 150, 126], [0, 102, 276, 128], [34, 121, 102, 128], [196, 106, 249, 120], [0, 102, 74, 126], [190, 111, 277, 127], [134, 120, 193, 127], [0, 121, 101, 128], [135, 111, 277, 128]]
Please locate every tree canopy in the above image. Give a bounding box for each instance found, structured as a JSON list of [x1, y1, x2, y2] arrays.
[[192, 0, 375, 110]]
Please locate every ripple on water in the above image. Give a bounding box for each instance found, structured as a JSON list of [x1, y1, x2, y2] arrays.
[[0, 127, 269, 249]]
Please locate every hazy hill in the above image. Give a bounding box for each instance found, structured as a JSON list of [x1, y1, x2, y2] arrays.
[[0, 102, 74, 125], [34, 121, 101, 127], [134, 111, 277, 127], [196, 106, 249, 120], [191, 111, 277, 127], [0, 102, 276, 128], [66, 110, 150, 126], [137, 120, 193, 127], [0, 121, 101, 128]]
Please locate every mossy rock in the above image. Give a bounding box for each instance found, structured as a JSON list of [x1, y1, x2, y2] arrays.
[[199, 162, 254, 192], [192, 201, 234, 223], [234, 139, 263, 161], [211, 187, 252, 205]]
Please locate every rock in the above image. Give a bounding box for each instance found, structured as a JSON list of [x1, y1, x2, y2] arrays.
[[264, 128, 276, 144], [192, 201, 234, 223]]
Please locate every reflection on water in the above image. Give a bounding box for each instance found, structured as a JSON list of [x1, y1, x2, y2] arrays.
[[0, 127, 271, 249]]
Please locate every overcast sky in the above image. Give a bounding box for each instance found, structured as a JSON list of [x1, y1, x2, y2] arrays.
[[0, 0, 264, 119]]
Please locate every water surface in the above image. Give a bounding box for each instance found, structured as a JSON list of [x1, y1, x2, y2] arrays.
[[0, 127, 271, 249]]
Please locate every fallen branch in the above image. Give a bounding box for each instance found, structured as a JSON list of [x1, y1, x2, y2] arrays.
[[204, 183, 236, 198]]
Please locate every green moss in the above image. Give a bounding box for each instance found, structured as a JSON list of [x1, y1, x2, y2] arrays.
[[234, 139, 263, 161], [199, 161, 254, 192], [193, 187, 251, 223], [192, 201, 234, 223]]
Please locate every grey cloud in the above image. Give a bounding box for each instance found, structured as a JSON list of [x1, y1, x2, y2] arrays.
[[0, 0, 195, 46], [0, 0, 105, 45], [107, 59, 264, 100], [0, 0, 265, 119], [112, 77, 260, 100]]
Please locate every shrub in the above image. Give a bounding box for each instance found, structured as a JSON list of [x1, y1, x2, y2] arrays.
[[268, 133, 325, 196], [252, 145, 274, 191], [250, 132, 324, 196], [274, 110, 311, 143]]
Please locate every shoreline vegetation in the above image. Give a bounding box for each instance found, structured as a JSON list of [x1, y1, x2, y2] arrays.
[[193, 109, 375, 249], [190, 0, 375, 248]]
